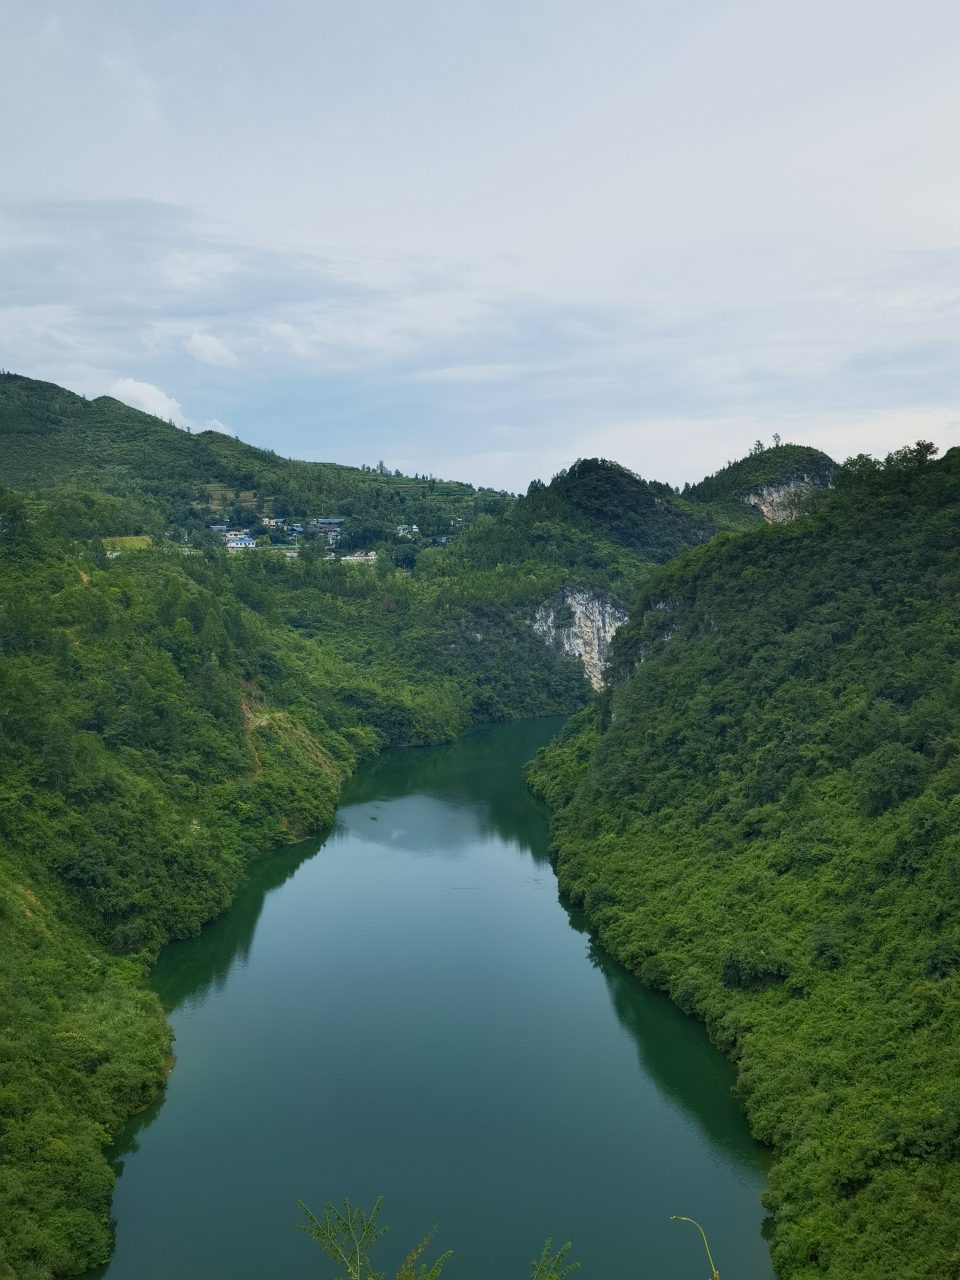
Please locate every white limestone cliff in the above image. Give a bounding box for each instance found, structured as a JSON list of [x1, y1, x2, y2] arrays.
[[533, 587, 628, 690], [743, 464, 834, 523]]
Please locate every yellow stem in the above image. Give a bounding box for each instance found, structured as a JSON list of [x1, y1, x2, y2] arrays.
[[670, 1216, 720, 1280]]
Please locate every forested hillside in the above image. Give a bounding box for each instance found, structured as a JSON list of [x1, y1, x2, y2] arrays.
[[0, 481, 597, 1277], [0, 373, 509, 547], [527, 443, 960, 1280], [0, 371, 841, 1278], [0, 373, 833, 554], [684, 441, 835, 514]]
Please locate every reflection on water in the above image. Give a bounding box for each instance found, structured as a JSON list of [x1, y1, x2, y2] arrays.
[[150, 839, 318, 1012], [585, 929, 769, 1176], [91, 718, 773, 1280], [340, 720, 558, 862]]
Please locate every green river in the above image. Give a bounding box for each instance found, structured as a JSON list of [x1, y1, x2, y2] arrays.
[[90, 717, 774, 1279]]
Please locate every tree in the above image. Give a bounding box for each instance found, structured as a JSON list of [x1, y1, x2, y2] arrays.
[[296, 1199, 577, 1280], [298, 1198, 391, 1280]]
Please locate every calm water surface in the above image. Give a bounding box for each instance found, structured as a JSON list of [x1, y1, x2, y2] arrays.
[[92, 718, 773, 1279]]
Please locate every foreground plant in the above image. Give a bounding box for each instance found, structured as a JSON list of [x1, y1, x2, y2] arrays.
[[671, 1216, 719, 1280], [528, 1238, 579, 1280], [296, 1198, 578, 1279]]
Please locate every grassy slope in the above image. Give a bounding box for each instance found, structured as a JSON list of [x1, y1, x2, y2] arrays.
[[527, 444, 960, 1279]]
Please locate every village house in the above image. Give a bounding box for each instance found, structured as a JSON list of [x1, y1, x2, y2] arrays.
[[310, 518, 344, 545]]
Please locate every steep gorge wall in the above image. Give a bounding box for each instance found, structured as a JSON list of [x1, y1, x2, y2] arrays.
[[532, 588, 628, 690]]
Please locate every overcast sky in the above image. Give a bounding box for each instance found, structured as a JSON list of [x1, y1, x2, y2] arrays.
[[3, 0, 960, 490]]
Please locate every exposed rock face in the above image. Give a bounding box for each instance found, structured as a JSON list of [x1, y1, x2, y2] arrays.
[[533, 587, 628, 690], [743, 462, 835, 523]]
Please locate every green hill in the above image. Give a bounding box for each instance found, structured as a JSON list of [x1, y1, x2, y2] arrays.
[[436, 450, 837, 611], [685, 442, 835, 507], [527, 442, 960, 1280], [522, 456, 717, 560], [0, 373, 837, 561], [0, 373, 507, 547]]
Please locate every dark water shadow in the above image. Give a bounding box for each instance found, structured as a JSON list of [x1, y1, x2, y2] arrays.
[[149, 835, 323, 1012], [565, 903, 772, 1175], [83, 837, 329, 1279], [83, 1090, 170, 1280]]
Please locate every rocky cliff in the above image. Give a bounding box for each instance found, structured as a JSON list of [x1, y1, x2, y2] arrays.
[[533, 587, 628, 690], [742, 459, 835, 523]]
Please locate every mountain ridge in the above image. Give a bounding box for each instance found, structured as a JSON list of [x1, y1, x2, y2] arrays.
[[0, 372, 835, 543]]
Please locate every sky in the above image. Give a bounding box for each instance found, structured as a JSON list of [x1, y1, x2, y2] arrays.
[[3, 0, 960, 491]]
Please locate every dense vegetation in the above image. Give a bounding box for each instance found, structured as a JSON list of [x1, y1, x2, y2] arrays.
[[0, 371, 843, 1278], [684, 441, 835, 514], [521, 457, 715, 560], [0, 373, 511, 548], [0, 478, 602, 1277], [444, 449, 828, 581], [527, 443, 960, 1280]]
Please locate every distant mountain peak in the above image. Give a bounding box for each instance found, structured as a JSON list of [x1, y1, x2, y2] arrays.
[[684, 443, 835, 516]]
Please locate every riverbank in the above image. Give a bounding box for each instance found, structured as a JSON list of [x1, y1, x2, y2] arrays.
[[525, 446, 960, 1280], [0, 497, 587, 1278], [88, 720, 773, 1280]]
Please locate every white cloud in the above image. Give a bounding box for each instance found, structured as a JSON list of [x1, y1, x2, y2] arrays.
[[108, 377, 186, 426], [264, 320, 312, 357], [5, 1, 960, 490], [185, 330, 238, 367], [202, 418, 233, 435], [417, 363, 518, 383], [2, 201, 957, 491]]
